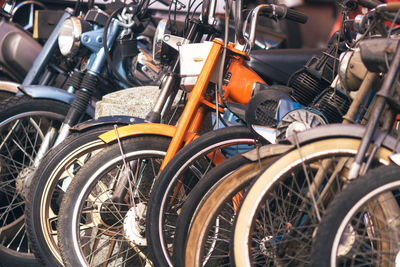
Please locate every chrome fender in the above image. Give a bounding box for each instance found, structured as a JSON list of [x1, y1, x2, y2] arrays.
[[17, 85, 95, 117], [0, 81, 20, 94]]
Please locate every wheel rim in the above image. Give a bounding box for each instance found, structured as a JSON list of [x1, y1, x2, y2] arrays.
[[39, 139, 106, 263], [0, 111, 65, 255], [233, 138, 391, 267], [159, 138, 256, 266], [331, 180, 400, 266], [70, 149, 166, 266]]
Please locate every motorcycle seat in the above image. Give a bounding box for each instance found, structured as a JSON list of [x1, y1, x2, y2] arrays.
[[249, 48, 322, 85]]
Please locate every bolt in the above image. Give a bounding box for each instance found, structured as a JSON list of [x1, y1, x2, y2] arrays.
[[164, 35, 170, 41], [83, 36, 89, 42]]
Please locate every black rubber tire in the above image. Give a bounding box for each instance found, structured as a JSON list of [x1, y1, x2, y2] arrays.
[[231, 138, 392, 267], [25, 124, 122, 266], [58, 135, 171, 267], [311, 164, 400, 267], [0, 91, 14, 102], [173, 154, 252, 267], [0, 95, 69, 123], [146, 126, 257, 267], [0, 95, 69, 266], [184, 154, 272, 267]]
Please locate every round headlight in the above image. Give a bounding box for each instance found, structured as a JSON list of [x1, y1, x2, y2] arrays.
[[58, 17, 82, 56], [153, 19, 167, 64]]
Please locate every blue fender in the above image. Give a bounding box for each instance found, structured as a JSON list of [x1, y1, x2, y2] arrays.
[[17, 85, 95, 118]]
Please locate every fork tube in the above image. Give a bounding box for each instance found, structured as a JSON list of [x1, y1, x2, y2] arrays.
[[146, 21, 202, 123], [348, 47, 400, 180], [160, 41, 222, 170], [342, 72, 377, 124]]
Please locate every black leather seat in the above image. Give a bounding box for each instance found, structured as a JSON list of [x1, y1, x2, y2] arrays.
[[248, 48, 322, 85]]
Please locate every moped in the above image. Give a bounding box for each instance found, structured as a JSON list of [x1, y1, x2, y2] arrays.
[[0, 1, 164, 265]]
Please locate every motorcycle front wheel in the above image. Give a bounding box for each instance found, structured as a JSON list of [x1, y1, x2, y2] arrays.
[[231, 137, 392, 267], [311, 164, 400, 267], [26, 124, 123, 266], [146, 126, 258, 267], [57, 135, 170, 266], [0, 95, 69, 265]]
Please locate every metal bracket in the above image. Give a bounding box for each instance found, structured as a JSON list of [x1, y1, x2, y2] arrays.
[[81, 28, 104, 53], [162, 34, 187, 51]]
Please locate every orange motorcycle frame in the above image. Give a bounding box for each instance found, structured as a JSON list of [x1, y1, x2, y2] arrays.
[[99, 39, 264, 170]]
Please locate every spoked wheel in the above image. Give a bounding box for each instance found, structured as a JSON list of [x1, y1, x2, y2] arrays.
[[0, 96, 69, 264], [146, 126, 258, 267], [232, 137, 392, 267], [311, 164, 400, 267], [182, 153, 276, 267], [26, 125, 121, 266], [57, 135, 170, 266]]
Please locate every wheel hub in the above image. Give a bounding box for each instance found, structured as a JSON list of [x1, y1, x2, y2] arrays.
[[123, 203, 147, 246], [99, 201, 129, 227], [337, 224, 356, 257], [260, 235, 276, 257], [15, 166, 35, 199]]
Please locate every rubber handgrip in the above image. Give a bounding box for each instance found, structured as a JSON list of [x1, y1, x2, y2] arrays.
[[285, 8, 308, 24], [358, 0, 380, 9], [386, 2, 400, 12]]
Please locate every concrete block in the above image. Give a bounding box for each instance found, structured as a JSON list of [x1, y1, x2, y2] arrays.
[[95, 86, 160, 119]]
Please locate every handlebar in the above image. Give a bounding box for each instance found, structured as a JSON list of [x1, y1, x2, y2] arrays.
[[384, 2, 400, 12], [241, 4, 307, 49], [274, 5, 308, 24]]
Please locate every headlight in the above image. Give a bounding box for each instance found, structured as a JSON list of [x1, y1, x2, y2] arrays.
[[58, 17, 82, 56], [153, 19, 167, 64]]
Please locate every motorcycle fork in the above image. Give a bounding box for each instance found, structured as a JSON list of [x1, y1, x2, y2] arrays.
[[110, 41, 223, 204], [160, 40, 223, 169]]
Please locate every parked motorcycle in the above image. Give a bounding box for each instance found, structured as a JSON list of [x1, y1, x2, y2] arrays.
[[0, 1, 164, 265], [179, 2, 400, 266]]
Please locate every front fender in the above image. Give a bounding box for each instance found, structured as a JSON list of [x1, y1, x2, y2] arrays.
[[17, 85, 95, 118], [99, 123, 197, 144], [70, 116, 146, 132], [0, 81, 20, 94], [244, 124, 400, 161]]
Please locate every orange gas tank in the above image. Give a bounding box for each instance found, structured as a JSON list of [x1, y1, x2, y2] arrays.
[[222, 54, 266, 105]]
